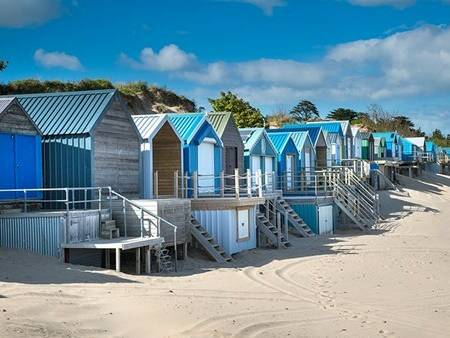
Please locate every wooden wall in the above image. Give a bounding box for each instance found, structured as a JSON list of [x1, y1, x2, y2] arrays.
[[92, 98, 140, 196], [0, 102, 38, 135], [153, 122, 182, 197], [221, 119, 244, 174]]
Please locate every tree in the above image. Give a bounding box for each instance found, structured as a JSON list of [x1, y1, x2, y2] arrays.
[[208, 91, 265, 128], [289, 100, 320, 122], [327, 108, 358, 122], [0, 60, 7, 71]]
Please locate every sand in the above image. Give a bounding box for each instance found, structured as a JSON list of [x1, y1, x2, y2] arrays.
[[1, 172, 450, 338]]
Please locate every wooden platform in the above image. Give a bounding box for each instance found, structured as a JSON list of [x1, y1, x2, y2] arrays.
[[62, 236, 163, 274]]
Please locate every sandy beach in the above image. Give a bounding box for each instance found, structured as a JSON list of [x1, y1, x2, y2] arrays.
[[1, 172, 450, 338]]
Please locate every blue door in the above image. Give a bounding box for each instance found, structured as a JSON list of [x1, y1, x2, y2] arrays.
[[0, 133, 16, 200], [15, 135, 42, 199]]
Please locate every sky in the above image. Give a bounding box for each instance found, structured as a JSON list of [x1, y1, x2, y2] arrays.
[[1, 0, 450, 134]]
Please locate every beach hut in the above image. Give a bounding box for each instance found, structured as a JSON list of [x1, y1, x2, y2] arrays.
[[16, 89, 141, 198], [168, 113, 223, 195], [351, 126, 363, 159], [338, 120, 354, 159], [289, 131, 315, 184], [305, 121, 344, 165], [373, 136, 387, 160], [239, 128, 277, 187], [267, 132, 300, 191], [132, 114, 183, 198], [270, 125, 328, 169], [360, 132, 375, 161], [401, 137, 424, 162], [207, 112, 244, 176], [0, 97, 42, 201], [372, 132, 401, 161], [425, 140, 437, 161]]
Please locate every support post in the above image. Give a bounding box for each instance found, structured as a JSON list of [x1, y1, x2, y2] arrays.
[[136, 248, 141, 275], [272, 171, 276, 193], [220, 171, 225, 197], [234, 168, 240, 199], [154, 171, 159, 199], [115, 248, 121, 272], [105, 249, 110, 269], [276, 212, 282, 248], [122, 198, 127, 238], [193, 171, 198, 199], [284, 210, 289, 239], [246, 169, 252, 197], [145, 246, 151, 274], [174, 171, 179, 198], [23, 190, 27, 213], [184, 172, 189, 198], [257, 169, 263, 197]]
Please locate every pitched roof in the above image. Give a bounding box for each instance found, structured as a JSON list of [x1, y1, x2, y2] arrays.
[[360, 131, 373, 141], [289, 131, 311, 153], [132, 114, 181, 141], [372, 132, 399, 142], [267, 132, 293, 153], [207, 111, 233, 138], [270, 124, 322, 146], [404, 137, 426, 149], [167, 113, 209, 144], [239, 128, 277, 155], [304, 121, 344, 136], [0, 97, 15, 115], [13, 89, 117, 135], [351, 126, 361, 137]]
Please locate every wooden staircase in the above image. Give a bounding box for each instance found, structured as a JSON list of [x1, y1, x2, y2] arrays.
[[256, 212, 291, 248], [100, 209, 120, 240], [190, 215, 232, 263], [275, 198, 314, 237]]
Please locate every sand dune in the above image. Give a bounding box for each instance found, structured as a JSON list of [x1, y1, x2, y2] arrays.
[[1, 173, 450, 337]]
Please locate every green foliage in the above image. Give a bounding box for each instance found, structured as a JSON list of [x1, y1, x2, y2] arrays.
[[431, 129, 450, 147], [327, 108, 358, 122], [0, 60, 7, 71], [0, 79, 114, 95], [289, 100, 320, 122], [209, 91, 265, 128]]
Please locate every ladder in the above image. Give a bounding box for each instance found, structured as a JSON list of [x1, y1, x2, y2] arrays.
[[256, 212, 291, 248], [275, 198, 314, 237], [190, 215, 232, 263]]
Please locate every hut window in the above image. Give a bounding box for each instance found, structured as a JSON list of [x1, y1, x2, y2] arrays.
[[237, 208, 250, 241]]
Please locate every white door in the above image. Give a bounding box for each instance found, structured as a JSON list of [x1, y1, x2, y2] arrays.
[[264, 157, 273, 190], [198, 142, 215, 194], [237, 208, 250, 241], [318, 205, 333, 235], [305, 150, 311, 185], [251, 155, 260, 187], [286, 155, 295, 190]]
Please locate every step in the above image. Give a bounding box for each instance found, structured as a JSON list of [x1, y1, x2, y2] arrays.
[[100, 228, 120, 240], [101, 220, 116, 229]]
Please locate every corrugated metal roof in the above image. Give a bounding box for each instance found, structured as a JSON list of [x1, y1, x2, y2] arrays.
[[372, 132, 398, 142], [289, 131, 310, 152], [167, 113, 206, 143], [270, 125, 322, 146], [339, 120, 350, 135], [305, 121, 344, 136], [0, 97, 15, 115], [239, 128, 264, 151], [360, 131, 373, 141], [351, 126, 360, 137], [13, 89, 117, 135], [132, 114, 166, 140], [207, 112, 232, 138], [267, 132, 291, 153]]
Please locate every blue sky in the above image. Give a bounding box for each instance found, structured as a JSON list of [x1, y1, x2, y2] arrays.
[[1, 0, 450, 134]]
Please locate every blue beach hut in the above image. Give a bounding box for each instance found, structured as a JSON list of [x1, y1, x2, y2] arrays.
[[168, 113, 223, 195], [372, 132, 402, 161], [305, 121, 345, 165]]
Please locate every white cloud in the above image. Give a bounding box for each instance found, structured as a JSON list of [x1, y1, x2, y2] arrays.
[[121, 25, 450, 105], [238, 0, 285, 15], [119, 44, 196, 72], [0, 0, 60, 28], [34, 49, 83, 71], [346, 0, 415, 8]]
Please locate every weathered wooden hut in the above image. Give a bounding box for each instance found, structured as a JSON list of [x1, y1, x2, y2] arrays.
[[267, 132, 300, 190], [16, 89, 141, 197], [132, 114, 183, 198], [239, 128, 277, 180], [207, 112, 244, 176], [167, 113, 223, 195], [0, 97, 42, 201]]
